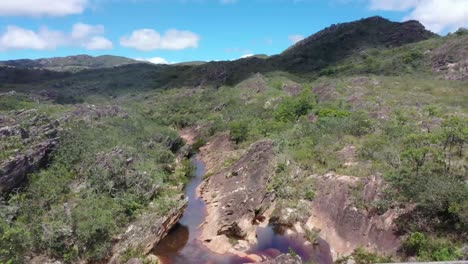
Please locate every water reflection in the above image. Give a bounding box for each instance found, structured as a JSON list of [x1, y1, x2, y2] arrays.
[[153, 157, 333, 264]]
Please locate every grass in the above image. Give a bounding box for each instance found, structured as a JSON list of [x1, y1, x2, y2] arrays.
[[0, 32, 467, 263]]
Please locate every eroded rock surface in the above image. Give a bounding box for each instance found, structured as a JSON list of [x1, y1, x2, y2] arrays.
[[0, 109, 59, 194], [260, 254, 302, 264], [431, 35, 468, 81], [306, 173, 404, 259], [109, 198, 187, 263], [198, 139, 276, 253]]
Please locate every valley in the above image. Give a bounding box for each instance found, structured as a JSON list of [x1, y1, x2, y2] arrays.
[[0, 17, 467, 264]]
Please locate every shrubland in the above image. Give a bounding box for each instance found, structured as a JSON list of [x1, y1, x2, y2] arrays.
[[0, 22, 467, 263]]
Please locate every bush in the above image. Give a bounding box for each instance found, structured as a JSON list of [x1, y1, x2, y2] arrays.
[[0, 219, 30, 264], [317, 107, 351, 118], [229, 120, 249, 144], [403, 232, 462, 261], [274, 90, 315, 122], [72, 195, 125, 260], [351, 247, 392, 264]]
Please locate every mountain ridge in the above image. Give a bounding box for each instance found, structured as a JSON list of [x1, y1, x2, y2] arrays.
[[0, 54, 142, 72]]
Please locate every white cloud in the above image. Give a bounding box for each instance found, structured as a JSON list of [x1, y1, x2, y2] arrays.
[[240, 54, 254, 59], [0, 0, 88, 17], [0, 26, 65, 50], [288, 34, 305, 44], [72, 23, 104, 39], [135, 57, 171, 64], [120, 28, 200, 51], [0, 23, 113, 51], [83, 36, 113, 50], [369, 0, 468, 33]]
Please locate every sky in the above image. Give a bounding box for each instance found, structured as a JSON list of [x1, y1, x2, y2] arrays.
[[0, 0, 467, 63]]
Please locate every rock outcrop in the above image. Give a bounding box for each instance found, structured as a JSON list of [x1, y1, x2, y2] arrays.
[[306, 173, 404, 259], [198, 139, 276, 253], [109, 198, 187, 263], [431, 35, 468, 81], [260, 254, 303, 264], [0, 110, 59, 194]]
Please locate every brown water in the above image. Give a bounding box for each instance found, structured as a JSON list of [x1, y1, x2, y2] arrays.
[[153, 158, 333, 264]]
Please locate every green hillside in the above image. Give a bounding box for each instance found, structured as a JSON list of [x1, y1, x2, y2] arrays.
[[0, 17, 466, 264]]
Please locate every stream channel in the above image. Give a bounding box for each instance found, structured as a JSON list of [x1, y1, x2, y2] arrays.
[[153, 157, 333, 264]]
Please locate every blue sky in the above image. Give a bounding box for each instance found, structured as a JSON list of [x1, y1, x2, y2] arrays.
[[0, 0, 467, 63]]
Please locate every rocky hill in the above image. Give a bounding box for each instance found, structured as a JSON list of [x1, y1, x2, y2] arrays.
[[0, 17, 466, 264], [0, 55, 142, 72]]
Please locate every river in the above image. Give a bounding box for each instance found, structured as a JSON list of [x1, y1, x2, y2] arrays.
[[153, 157, 333, 264]]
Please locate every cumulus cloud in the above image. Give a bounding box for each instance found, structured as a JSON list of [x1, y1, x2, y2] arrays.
[[83, 36, 113, 50], [72, 23, 105, 39], [0, 0, 88, 17], [288, 34, 305, 44], [120, 29, 200, 51], [0, 23, 113, 51], [135, 57, 171, 64], [369, 0, 468, 33], [0, 26, 65, 50]]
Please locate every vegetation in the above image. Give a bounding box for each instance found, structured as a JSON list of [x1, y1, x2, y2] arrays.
[[0, 18, 467, 263]]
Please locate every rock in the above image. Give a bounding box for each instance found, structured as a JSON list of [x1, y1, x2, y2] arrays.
[[109, 198, 187, 263], [0, 110, 60, 194], [125, 258, 143, 264], [260, 254, 302, 264], [199, 140, 276, 252], [198, 133, 236, 175], [306, 173, 405, 258], [312, 83, 339, 102], [145, 254, 159, 264], [282, 82, 303, 96], [431, 35, 468, 81], [72, 104, 129, 121]]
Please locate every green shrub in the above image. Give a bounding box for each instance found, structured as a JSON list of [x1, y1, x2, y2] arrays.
[[72, 195, 124, 260], [403, 232, 462, 261], [274, 90, 315, 122], [351, 247, 392, 264], [0, 219, 30, 264], [317, 108, 351, 118], [229, 120, 249, 144]]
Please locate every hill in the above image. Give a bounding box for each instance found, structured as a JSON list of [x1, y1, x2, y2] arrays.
[[0, 16, 466, 264], [0, 55, 142, 72]]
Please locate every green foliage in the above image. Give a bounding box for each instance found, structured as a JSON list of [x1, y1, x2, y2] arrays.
[[229, 120, 249, 144], [455, 27, 468, 36], [73, 195, 125, 260], [0, 219, 30, 264], [317, 107, 351, 118], [351, 247, 392, 264], [54, 94, 84, 105], [274, 90, 316, 122], [403, 232, 462, 261], [192, 138, 206, 152]]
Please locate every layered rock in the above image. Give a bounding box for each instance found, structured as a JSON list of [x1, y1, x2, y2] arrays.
[[306, 173, 404, 259], [109, 198, 187, 263], [198, 139, 276, 253], [0, 110, 59, 194], [431, 35, 468, 81]]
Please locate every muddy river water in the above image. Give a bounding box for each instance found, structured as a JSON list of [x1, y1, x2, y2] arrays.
[[153, 158, 333, 264]]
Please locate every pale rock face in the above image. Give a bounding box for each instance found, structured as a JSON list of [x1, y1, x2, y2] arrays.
[[197, 139, 276, 254]]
